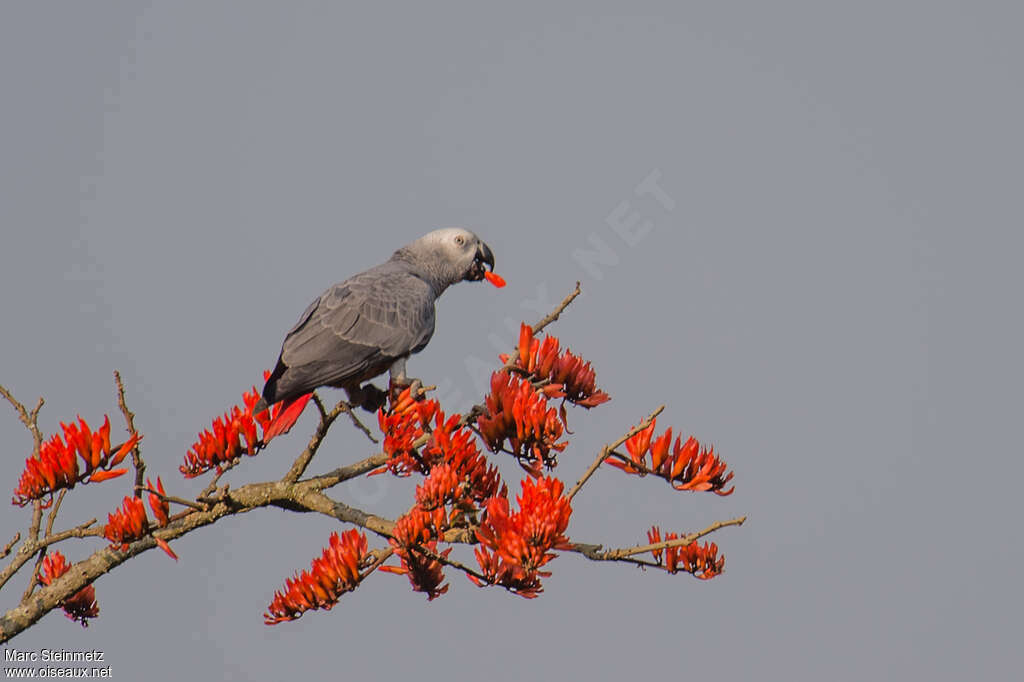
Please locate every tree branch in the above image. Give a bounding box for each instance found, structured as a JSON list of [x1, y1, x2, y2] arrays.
[[20, 490, 70, 601], [297, 452, 390, 492], [0, 384, 43, 451], [567, 405, 664, 501], [0, 518, 100, 593], [141, 488, 206, 512], [1, 534, 20, 560], [114, 371, 145, 498], [532, 281, 581, 336], [569, 516, 747, 562], [1, 280, 747, 642], [282, 395, 346, 483]]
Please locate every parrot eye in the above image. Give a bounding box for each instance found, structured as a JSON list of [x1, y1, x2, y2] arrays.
[[454, 235, 465, 247]]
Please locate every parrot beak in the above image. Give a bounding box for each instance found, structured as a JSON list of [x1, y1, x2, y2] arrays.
[[478, 241, 495, 271], [465, 241, 495, 281]]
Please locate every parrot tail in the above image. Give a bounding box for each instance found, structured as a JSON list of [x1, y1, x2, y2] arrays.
[[261, 393, 313, 443]]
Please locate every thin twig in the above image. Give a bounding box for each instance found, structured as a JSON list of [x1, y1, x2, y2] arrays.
[[341, 401, 377, 443], [24, 501, 42, 555], [44, 490, 66, 538], [572, 517, 747, 562], [311, 393, 328, 421], [140, 488, 206, 512], [314, 390, 377, 444], [198, 459, 238, 500], [361, 548, 395, 579], [283, 397, 350, 483], [35, 520, 102, 547], [604, 448, 659, 476], [1, 534, 20, 560], [417, 546, 492, 586], [0, 384, 44, 596], [532, 281, 582, 336], [567, 405, 664, 501], [0, 551, 29, 593], [0, 519, 101, 594], [566, 542, 661, 568], [114, 371, 145, 498], [22, 488, 69, 603], [0, 384, 43, 450], [301, 452, 390, 492], [28, 399, 44, 452], [20, 558, 42, 601]]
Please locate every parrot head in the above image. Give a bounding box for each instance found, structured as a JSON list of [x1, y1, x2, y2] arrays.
[[397, 228, 500, 291]]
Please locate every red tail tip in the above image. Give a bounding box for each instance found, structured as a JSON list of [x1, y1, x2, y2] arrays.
[[262, 394, 312, 443]]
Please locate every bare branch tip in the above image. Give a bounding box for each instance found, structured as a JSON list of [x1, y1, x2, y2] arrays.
[[1, 533, 20, 559]]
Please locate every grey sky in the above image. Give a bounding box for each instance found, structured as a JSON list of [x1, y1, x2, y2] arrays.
[[2, 2, 1021, 680]]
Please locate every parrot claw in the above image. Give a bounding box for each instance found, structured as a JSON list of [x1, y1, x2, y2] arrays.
[[388, 377, 422, 405]]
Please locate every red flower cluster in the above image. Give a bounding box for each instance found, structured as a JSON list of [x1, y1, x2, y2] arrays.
[[607, 419, 735, 495], [501, 323, 611, 408], [104, 495, 177, 560], [418, 412, 503, 509], [179, 385, 272, 478], [378, 388, 503, 511], [384, 508, 451, 601], [40, 551, 99, 627], [104, 496, 147, 551], [473, 476, 573, 598], [378, 397, 504, 600], [264, 529, 369, 624], [478, 323, 610, 472], [13, 415, 140, 506], [376, 388, 439, 476], [647, 527, 724, 579], [477, 372, 567, 473]]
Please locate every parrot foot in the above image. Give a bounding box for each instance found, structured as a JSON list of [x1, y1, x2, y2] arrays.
[[346, 384, 388, 413], [388, 377, 422, 405]]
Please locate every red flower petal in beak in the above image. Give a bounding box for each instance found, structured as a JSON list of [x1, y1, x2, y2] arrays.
[[484, 271, 506, 288]]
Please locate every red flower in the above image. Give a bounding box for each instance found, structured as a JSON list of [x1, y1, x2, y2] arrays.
[[104, 496, 149, 551], [483, 271, 506, 288], [146, 476, 170, 527], [12, 416, 139, 506], [40, 551, 99, 626], [629, 420, 657, 468], [607, 423, 735, 496], [391, 506, 443, 547], [501, 323, 611, 408], [473, 476, 572, 597], [377, 389, 502, 509], [471, 544, 545, 598], [383, 541, 451, 601], [477, 372, 567, 472], [179, 384, 272, 478], [375, 387, 440, 476], [377, 398, 507, 600], [264, 529, 370, 624], [382, 507, 450, 600], [420, 411, 502, 505], [647, 526, 725, 579]]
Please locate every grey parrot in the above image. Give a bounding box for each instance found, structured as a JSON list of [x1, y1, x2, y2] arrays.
[[255, 228, 500, 439]]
